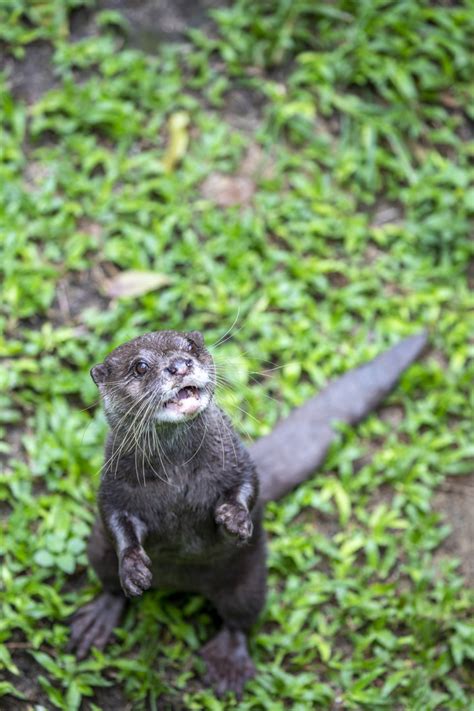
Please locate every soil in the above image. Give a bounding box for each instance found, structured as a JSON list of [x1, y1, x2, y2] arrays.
[[434, 474, 474, 584], [2, 0, 226, 103]]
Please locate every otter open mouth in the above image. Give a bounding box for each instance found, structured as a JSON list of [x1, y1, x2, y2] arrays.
[[163, 386, 202, 416]]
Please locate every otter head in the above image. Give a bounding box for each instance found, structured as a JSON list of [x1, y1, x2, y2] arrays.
[[91, 330, 214, 426]]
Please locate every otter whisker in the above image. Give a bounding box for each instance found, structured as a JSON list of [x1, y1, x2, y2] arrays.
[[215, 407, 238, 465], [147, 394, 176, 485], [137, 392, 171, 485], [213, 386, 261, 427], [216, 374, 283, 409], [181, 415, 209, 466], [213, 386, 257, 446], [209, 362, 285, 411], [128, 391, 164, 487], [129, 392, 164, 486], [79, 382, 130, 447], [99, 389, 154, 480], [214, 407, 226, 470], [207, 305, 241, 350]]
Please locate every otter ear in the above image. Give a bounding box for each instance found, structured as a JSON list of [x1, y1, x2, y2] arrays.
[[90, 363, 108, 385], [188, 330, 204, 347]]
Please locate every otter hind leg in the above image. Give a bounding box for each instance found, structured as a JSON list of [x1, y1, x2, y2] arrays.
[[200, 627, 256, 698], [69, 517, 126, 659], [201, 539, 266, 697], [68, 591, 126, 659]]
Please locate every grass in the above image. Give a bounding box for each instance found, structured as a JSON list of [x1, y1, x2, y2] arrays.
[[1, 0, 473, 708]]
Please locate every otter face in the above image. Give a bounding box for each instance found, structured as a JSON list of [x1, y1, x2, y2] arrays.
[[91, 330, 214, 425]]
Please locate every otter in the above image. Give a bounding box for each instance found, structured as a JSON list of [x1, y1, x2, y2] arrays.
[[69, 328, 427, 696]]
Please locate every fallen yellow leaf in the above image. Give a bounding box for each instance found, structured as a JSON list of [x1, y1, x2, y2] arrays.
[[163, 111, 190, 173]]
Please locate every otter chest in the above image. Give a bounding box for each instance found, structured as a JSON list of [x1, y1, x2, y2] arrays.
[[133, 471, 222, 553]]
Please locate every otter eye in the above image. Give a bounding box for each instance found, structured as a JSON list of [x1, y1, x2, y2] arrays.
[[185, 339, 196, 353], [134, 361, 149, 376]]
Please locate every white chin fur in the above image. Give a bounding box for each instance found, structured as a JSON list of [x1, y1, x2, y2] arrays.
[[155, 391, 210, 423]]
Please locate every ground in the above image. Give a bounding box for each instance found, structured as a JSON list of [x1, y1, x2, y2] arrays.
[[0, 1, 473, 709]]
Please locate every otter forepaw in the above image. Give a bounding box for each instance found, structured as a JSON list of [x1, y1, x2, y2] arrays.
[[215, 503, 253, 543], [119, 546, 152, 598]]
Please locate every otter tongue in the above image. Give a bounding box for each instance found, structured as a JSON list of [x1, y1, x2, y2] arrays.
[[177, 387, 194, 401]]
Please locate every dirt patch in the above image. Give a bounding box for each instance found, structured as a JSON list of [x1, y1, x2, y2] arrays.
[[433, 474, 474, 585], [2, 41, 56, 103], [467, 258, 474, 290], [379, 404, 405, 428], [100, 0, 225, 47], [370, 203, 404, 227], [200, 142, 275, 206], [222, 85, 266, 132], [1, 645, 51, 709], [87, 681, 129, 711], [3, 0, 226, 104], [48, 267, 110, 325], [0, 424, 25, 470], [201, 173, 255, 207]]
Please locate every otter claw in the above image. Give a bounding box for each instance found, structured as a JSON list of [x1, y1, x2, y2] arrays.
[[215, 503, 253, 543], [119, 546, 152, 598]]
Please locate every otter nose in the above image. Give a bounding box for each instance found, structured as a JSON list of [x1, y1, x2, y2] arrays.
[[166, 358, 192, 376]]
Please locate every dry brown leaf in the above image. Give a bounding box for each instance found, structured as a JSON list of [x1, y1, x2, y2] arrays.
[[200, 174, 255, 207], [103, 271, 171, 299]]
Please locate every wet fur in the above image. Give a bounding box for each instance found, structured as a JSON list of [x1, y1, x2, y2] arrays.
[[72, 330, 265, 696]]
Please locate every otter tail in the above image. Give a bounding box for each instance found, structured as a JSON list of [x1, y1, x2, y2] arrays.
[[250, 332, 428, 503]]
